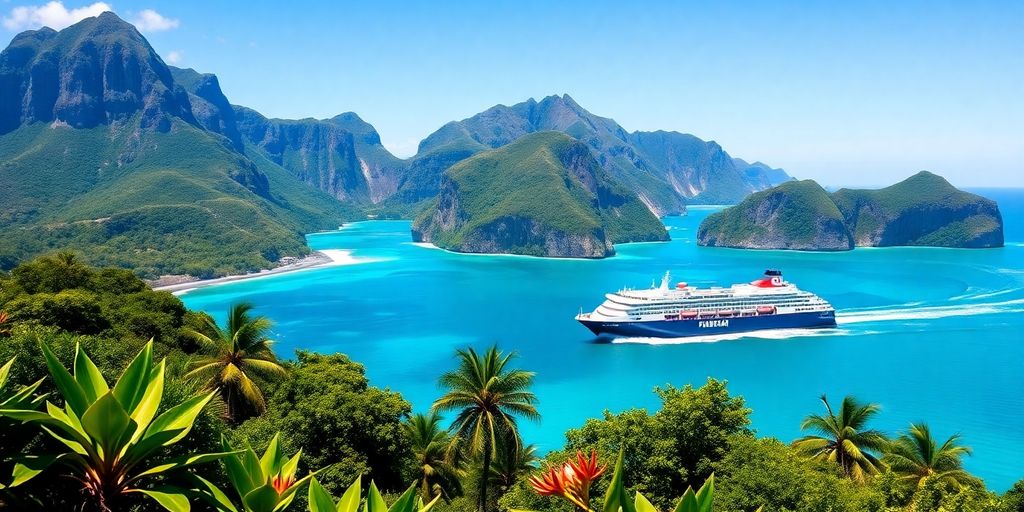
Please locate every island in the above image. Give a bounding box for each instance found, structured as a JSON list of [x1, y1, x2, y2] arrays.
[[697, 171, 1003, 250], [411, 131, 669, 258]]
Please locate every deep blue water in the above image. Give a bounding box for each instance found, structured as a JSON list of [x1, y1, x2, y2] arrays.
[[182, 189, 1024, 491]]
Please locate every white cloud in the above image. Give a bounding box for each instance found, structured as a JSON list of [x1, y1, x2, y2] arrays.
[[129, 8, 177, 32], [2, 1, 111, 31], [164, 49, 182, 64]]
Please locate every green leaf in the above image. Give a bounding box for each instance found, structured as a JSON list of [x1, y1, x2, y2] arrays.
[[130, 451, 238, 482], [134, 488, 192, 512], [273, 471, 320, 509], [280, 449, 301, 481], [419, 494, 441, 512], [308, 477, 336, 512], [603, 450, 636, 512], [673, 487, 697, 512], [635, 492, 659, 512], [5, 454, 62, 487], [141, 391, 214, 447], [112, 340, 153, 413], [81, 391, 134, 459], [365, 481, 388, 512], [221, 438, 260, 498], [694, 474, 713, 512], [130, 359, 166, 440], [40, 341, 89, 417], [387, 485, 418, 512], [260, 432, 283, 478], [73, 343, 108, 403], [337, 474, 362, 512], [187, 473, 239, 512], [242, 483, 281, 512], [0, 357, 14, 389]]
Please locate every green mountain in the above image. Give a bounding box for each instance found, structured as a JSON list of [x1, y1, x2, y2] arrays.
[[411, 132, 668, 258], [697, 180, 854, 250], [697, 172, 1003, 250], [0, 13, 353, 277], [832, 171, 1004, 248], [387, 94, 790, 216]]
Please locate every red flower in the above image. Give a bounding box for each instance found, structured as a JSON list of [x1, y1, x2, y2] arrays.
[[529, 450, 607, 511], [271, 473, 294, 494]]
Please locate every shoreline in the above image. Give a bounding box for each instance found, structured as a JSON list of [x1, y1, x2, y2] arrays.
[[150, 249, 356, 295]]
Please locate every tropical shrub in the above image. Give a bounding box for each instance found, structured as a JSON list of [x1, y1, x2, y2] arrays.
[[792, 394, 887, 482], [308, 475, 441, 512], [0, 341, 232, 511], [215, 433, 321, 512]]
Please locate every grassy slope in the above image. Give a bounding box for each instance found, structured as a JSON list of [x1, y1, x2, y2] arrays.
[[422, 132, 665, 250], [0, 121, 350, 277], [700, 180, 845, 244]]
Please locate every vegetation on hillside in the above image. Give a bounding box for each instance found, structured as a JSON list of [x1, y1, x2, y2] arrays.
[[0, 255, 1020, 511]]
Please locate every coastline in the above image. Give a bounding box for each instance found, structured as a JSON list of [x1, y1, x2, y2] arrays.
[[150, 249, 356, 295]]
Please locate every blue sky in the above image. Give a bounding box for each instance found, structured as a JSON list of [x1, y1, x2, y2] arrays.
[[2, 1, 1022, 187]]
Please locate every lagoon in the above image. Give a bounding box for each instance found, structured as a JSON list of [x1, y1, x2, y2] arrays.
[[182, 189, 1024, 491]]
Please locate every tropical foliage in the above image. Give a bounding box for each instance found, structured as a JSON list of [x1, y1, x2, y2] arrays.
[[885, 423, 979, 489], [0, 341, 230, 511], [792, 394, 888, 482], [405, 412, 463, 501], [308, 475, 440, 512], [217, 433, 322, 512], [433, 346, 539, 512], [186, 302, 287, 424]]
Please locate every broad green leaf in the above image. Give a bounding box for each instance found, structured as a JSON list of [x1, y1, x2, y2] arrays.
[[40, 342, 89, 417], [81, 392, 134, 459], [260, 432, 282, 478], [635, 492, 659, 512], [5, 454, 62, 487], [365, 481, 388, 512], [73, 343, 108, 403], [603, 450, 636, 512], [112, 340, 153, 413], [221, 438, 260, 498], [243, 483, 281, 512], [694, 474, 713, 512], [142, 391, 214, 446], [387, 485, 418, 512], [674, 487, 697, 512], [130, 359, 166, 440], [337, 474, 362, 512], [241, 444, 267, 490], [308, 477, 336, 512], [130, 451, 238, 482], [274, 470, 321, 508], [0, 357, 13, 389], [133, 488, 191, 512], [1, 378, 46, 410], [420, 494, 441, 512], [188, 473, 239, 512], [280, 449, 301, 481]]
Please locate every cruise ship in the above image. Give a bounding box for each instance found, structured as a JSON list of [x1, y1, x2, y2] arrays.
[[576, 270, 836, 338]]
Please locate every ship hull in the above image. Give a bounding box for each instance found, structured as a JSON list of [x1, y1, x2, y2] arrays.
[[578, 310, 836, 338]]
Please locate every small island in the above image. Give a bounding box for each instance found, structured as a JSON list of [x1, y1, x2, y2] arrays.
[[411, 131, 669, 258], [697, 171, 1004, 250]]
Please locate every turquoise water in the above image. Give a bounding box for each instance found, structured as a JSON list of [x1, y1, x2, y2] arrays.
[[182, 189, 1024, 491]]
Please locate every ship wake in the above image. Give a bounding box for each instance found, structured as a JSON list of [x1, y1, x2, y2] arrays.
[[836, 297, 1024, 325]]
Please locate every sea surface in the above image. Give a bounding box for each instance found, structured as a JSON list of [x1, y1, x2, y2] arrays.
[[182, 189, 1024, 491]]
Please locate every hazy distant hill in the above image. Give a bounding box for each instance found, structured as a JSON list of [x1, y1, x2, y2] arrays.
[[0, 13, 353, 276], [387, 94, 790, 216], [698, 171, 1003, 250], [412, 132, 668, 258]]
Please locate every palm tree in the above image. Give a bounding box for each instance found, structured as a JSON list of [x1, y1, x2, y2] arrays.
[[792, 394, 888, 482], [432, 346, 539, 512], [185, 302, 286, 424], [405, 411, 464, 501], [885, 423, 979, 489], [489, 440, 538, 496]]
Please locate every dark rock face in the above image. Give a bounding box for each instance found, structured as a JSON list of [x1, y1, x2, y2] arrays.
[[170, 66, 242, 150], [0, 12, 195, 134], [235, 106, 368, 201], [328, 112, 406, 203]]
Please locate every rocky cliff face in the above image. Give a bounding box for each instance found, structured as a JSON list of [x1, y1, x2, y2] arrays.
[[697, 180, 854, 250], [412, 132, 666, 258], [698, 172, 1004, 251], [0, 12, 195, 134]]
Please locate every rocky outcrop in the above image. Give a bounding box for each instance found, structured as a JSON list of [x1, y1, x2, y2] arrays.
[[0, 12, 196, 134], [697, 180, 853, 250], [169, 66, 242, 150], [412, 132, 667, 258], [697, 172, 1004, 251]]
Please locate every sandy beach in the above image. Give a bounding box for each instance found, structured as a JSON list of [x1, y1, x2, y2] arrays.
[[151, 249, 358, 295]]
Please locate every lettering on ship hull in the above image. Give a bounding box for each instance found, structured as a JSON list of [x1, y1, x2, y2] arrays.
[[698, 319, 730, 328]]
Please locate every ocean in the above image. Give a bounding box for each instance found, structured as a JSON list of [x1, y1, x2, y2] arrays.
[[181, 188, 1024, 491]]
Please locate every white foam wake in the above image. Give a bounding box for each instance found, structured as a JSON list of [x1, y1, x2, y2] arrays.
[[611, 327, 855, 345], [836, 298, 1024, 325]]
